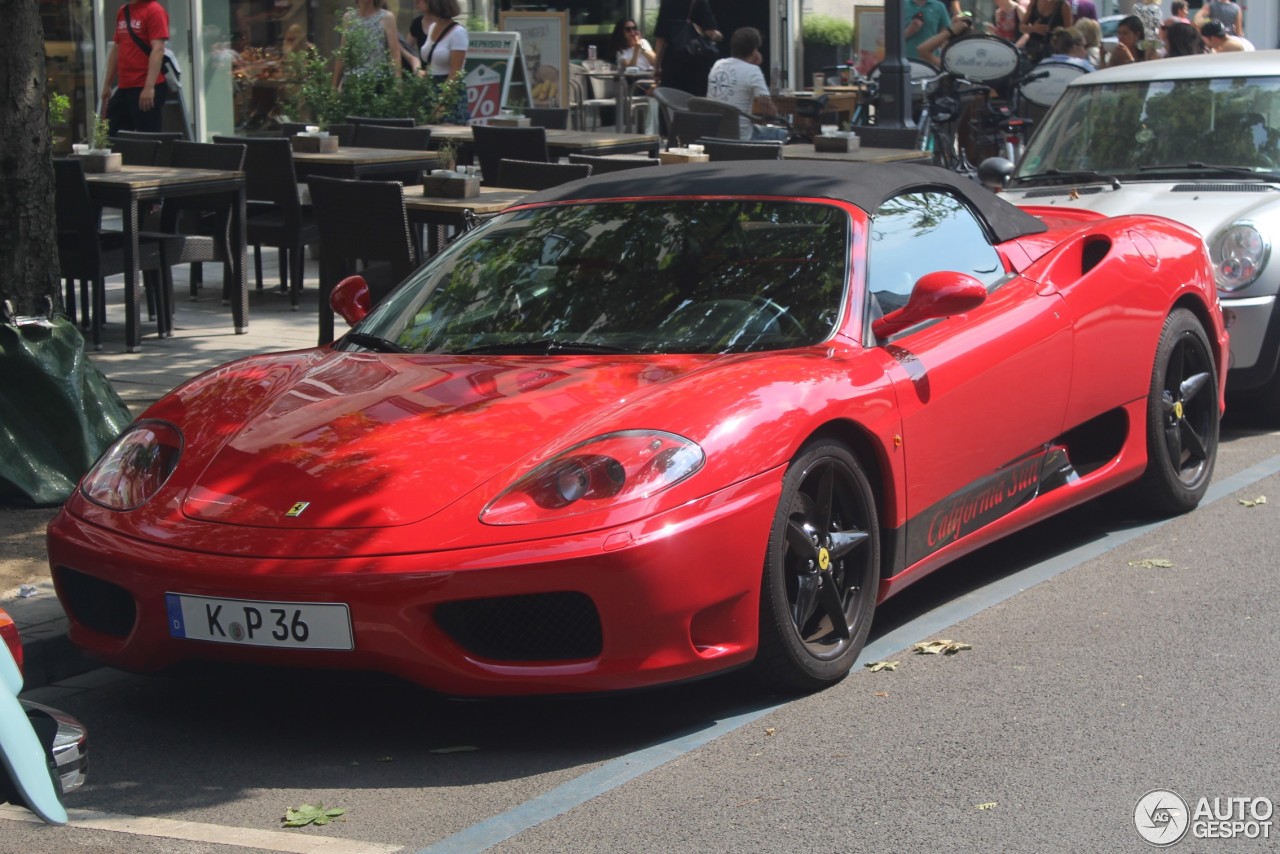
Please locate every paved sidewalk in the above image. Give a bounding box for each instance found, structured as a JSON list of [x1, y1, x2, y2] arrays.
[[4, 254, 326, 688]]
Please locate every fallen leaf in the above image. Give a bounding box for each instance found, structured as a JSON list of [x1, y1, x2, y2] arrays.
[[1127, 558, 1174, 569], [866, 660, 899, 672], [429, 746, 478, 754], [282, 803, 346, 828], [1239, 495, 1267, 508], [975, 801, 998, 811], [763, 727, 776, 736], [913, 639, 971, 655], [873, 691, 889, 698]]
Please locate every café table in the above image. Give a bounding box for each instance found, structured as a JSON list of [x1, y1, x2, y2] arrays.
[[757, 90, 863, 139], [291, 146, 442, 181], [402, 186, 530, 256], [780, 144, 931, 164], [421, 126, 662, 163], [83, 165, 247, 352]]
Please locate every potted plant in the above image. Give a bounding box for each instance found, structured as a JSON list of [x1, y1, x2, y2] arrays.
[[80, 115, 122, 172]]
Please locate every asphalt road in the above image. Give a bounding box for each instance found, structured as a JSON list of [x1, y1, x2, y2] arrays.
[[4, 416, 1279, 854]]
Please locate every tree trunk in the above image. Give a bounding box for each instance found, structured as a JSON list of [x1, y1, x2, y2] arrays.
[[0, 0, 61, 319]]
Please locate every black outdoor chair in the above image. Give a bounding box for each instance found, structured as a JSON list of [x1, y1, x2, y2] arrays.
[[567, 153, 661, 174], [307, 175, 417, 345], [696, 137, 784, 161], [162, 140, 247, 300], [495, 159, 591, 191], [213, 135, 318, 308], [471, 125, 548, 186], [345, 116, 416, 128], [113, 130, 184, 165], [524, 108, 570, 129], [53, 158, 184, 346], [353, 124, 432, 150], [666, 110, 722, 150], [653, 86, 694, 130], [108, 137, 161, 166]]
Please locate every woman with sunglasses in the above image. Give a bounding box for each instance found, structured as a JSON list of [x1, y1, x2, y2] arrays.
[[612, 19, 656, 75]]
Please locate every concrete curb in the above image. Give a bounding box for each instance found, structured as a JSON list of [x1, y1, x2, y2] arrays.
[[3, 583, 97, 691]]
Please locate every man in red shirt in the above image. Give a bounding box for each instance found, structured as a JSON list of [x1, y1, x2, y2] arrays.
[[100, 0, 171, 133]]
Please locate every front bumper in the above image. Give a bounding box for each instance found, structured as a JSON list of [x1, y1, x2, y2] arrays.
[[49, 472, 781, 696], [1221, 292, 1279, 392]]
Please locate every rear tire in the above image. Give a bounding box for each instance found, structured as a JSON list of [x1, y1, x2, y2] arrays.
[[755, 440, 879, 693], [1131, 308, 1219, 515]]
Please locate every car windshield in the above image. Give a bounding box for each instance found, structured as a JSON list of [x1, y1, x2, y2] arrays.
[[345, 199, 850, 355], [1015, 76, 1280, 181]]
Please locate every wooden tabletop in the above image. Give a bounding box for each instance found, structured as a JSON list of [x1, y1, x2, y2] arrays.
[[291, 147, 442, 165], [81, 164, 244, 188], [420, 126, 660, 151], [402, 185, 530, 215], [781, 144, 930, 164]]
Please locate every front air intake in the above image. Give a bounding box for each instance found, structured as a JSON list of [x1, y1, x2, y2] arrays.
[[53, 566, 137, 638], [434, 592, 603, 662]]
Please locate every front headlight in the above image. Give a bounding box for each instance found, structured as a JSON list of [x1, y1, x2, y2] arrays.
[[1211, 223, 1268, 291], [481, 430, 704, 525], [80, 421, 184, 510]]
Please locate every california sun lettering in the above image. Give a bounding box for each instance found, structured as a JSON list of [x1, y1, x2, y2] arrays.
[[906, 450, 1049, 565]]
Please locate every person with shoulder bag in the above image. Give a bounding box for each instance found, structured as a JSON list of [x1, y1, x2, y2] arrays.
[[653, 0, 721, 97], [100, 0, 172, 134], [1020, 0, 1073, 64]]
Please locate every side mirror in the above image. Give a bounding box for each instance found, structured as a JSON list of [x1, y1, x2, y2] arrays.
[[872, 271, 987, 339], [330, 275, 371, 327], [978, 156, 1015, 191]]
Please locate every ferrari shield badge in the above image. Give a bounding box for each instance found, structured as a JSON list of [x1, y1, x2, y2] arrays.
[[285, 502, 310, 517]]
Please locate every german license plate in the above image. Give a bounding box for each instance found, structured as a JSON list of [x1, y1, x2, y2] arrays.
[[165, 593, 353, 650]]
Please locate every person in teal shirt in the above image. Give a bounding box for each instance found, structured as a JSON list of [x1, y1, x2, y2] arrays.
[[904, 0, 952, 58]]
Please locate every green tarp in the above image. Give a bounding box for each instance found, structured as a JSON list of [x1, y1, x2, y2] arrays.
[[0, 317, 132, 506]]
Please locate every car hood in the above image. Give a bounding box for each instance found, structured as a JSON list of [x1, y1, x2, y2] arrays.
[[1005, 179, 1280, 237], [180, 351, 714, 529]]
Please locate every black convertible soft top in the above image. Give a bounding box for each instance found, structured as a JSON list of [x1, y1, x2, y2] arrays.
[[519, 160, 1047, 244]]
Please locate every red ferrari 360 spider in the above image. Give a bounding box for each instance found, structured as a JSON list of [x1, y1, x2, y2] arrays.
[[48, 163, 1226, 696]]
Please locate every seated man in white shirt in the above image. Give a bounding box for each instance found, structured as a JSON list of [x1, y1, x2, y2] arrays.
[[706, 27, 788, 142]]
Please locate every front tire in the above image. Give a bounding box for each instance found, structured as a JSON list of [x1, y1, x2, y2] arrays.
[[1132, 308, 1219, 515], [755, 440, 879, 693]]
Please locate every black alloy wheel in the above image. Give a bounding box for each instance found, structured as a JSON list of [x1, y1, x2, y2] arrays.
[[1133, 308, 1219, 515], [756, 440, 879, 692]]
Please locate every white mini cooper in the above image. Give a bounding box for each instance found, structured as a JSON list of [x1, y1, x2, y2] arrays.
[[998, 51, 1280, 420]]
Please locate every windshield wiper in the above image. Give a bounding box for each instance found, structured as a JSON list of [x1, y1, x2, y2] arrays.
[[341, 332, 408, 353], [456, 339, 644, 355], [1138, 162, 1280, 182], [1012, 169, 1121, 190]]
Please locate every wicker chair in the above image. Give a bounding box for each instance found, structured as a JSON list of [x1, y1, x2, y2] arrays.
[[495, 159, 591, 191], [567, 153, 660, 174], [307, 175, 417, 344], [666, 110, 722, 150], [113, 130, 184, 165], [53, 158, 183, 346], [524, 108, 570, 129], [163, 141, 247, 300], [696, 137, 784, 161], [213, 135, 319, 307], [470, 125, 549, 185]]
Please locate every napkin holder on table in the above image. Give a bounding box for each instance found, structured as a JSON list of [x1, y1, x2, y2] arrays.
[[814, 133, 860, 153], [422, 170, 481, 198], [659, 148, 710, 165], [291, 133, 339, 153]]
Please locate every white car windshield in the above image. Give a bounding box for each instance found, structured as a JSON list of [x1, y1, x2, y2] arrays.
[[1015, 76, 1280, 183]]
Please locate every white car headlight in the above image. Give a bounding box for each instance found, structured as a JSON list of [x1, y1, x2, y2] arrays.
[[1211, 223, 1268, 291], [81, 421, 184, 511]]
